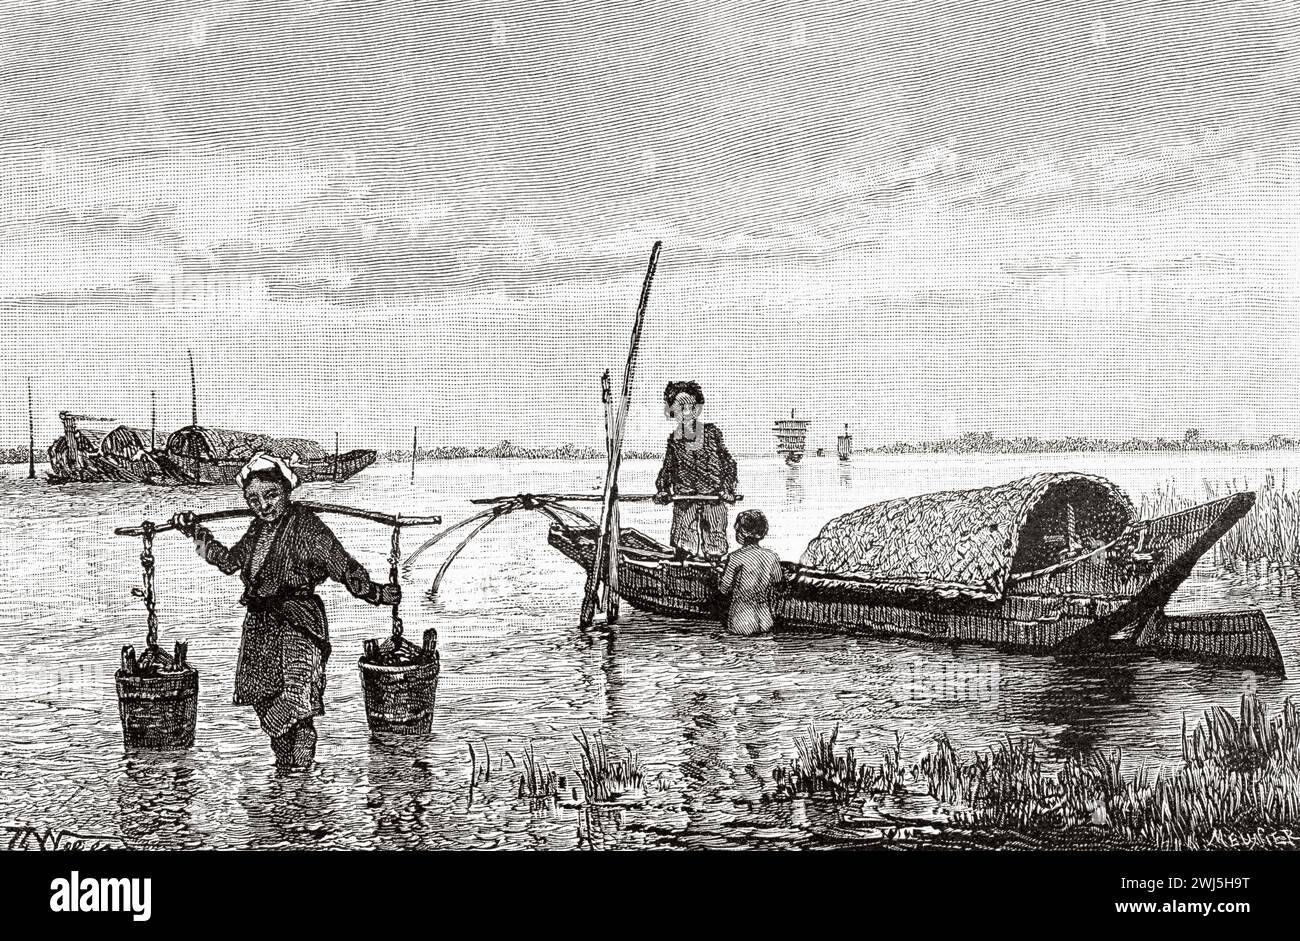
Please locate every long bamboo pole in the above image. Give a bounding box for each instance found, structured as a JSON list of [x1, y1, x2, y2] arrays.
[[188, 350, 199, 484], [473, 492, 740, 505], [26, 378, 35, 479], [114, 502, 442, 536], [601, 370, 621, 621], [580, 241, 661, 627]]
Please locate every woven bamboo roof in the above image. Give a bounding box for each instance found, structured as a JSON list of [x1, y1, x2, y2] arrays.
[[165, 425, 328, 462], [100, 425, 153, 458], [798, 472, 1135, 600]]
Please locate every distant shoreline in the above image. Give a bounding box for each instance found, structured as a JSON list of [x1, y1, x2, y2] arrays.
[[865, 432, 1300, 455], [380, 442, 662, 462], [7, 432, 1300, 465]]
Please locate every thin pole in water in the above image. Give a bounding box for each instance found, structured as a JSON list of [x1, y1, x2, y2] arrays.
[[601, 370, 621, 623], [151, 390, 156, 451], [334, 431, 340, 482], [410, 426, 418, 485], [581, 240, 661, 628], [188, 350, 199, 483], [27, 378, 35, 479]]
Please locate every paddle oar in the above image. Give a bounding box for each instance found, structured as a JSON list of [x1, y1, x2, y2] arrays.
[[580, 241, 661, 628], [115, 502, 442, 537]]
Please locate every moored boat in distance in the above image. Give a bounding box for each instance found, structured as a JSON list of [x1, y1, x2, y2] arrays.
[[47, 414, 375, 485], [544, 472, 1283, 673], [838, 424, 852, 461], [774, 410, 810, 465]]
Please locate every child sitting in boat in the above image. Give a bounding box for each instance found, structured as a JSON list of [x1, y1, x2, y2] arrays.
[[654, 380, 738, 559], [718, 510, 784, 636]]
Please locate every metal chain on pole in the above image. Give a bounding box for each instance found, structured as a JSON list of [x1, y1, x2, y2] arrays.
[[139, 520, 159, 650], [389, 519, 403, 642]]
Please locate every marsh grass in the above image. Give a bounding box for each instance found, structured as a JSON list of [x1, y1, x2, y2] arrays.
[[574, 730, 645, 803], [773, 726, 912, 802], [1137, 473, 1300, 571], [517, 743, 563, 800], [774, 695, 1300, 849]]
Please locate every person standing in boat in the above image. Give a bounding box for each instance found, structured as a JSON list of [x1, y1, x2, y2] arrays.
[[171, 453, 399, 772], [654, 381, 738, 559]]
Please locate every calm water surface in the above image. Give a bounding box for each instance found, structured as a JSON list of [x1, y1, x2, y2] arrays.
[[1, 452, 1297, 849]]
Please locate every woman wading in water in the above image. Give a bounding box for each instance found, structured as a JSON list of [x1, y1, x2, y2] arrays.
[[172, 453, 399, 771]]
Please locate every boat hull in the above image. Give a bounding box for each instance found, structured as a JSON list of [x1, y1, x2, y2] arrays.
[[49, 449, 377, 485], [547, 491, 1282, 672]]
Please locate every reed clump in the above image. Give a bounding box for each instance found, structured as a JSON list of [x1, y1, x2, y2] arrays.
[[517, 743, 563, 800], [951, 694, 1300, 846], [774, 695, 1300, 849], [1138, 473, 1300, 570], [574, 730, 645, 803], [773, 726, 910, 801]]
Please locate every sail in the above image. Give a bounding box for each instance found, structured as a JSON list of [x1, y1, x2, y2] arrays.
[[774, 410, 809, 455]]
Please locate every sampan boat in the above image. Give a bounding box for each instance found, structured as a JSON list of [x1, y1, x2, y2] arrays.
[[545, 473, 1284, 674]]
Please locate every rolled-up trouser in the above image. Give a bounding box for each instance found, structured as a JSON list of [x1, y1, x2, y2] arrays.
[[669, 501, 729, 557], [252, 627, 325, 739]]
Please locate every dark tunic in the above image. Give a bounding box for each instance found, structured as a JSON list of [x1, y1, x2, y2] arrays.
[[193, 503, 386, 735], [655, 423, 739, 555], [655, 422, 738, 497]]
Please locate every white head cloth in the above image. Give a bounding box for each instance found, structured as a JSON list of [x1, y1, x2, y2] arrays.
[[236, 451, 299, 491]]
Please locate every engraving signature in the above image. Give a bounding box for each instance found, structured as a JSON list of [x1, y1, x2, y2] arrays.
[[3, 824, 135, 851]]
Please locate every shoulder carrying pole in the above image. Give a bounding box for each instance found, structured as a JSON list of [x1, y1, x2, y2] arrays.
[[114, 502, 442, 537]]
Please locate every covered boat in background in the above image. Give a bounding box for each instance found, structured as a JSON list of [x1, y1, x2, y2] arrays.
[[48, 414, 163, 483], [48, 415, 375, 485], [545, 472, 1283, 673], [164, 425, 375, 484]]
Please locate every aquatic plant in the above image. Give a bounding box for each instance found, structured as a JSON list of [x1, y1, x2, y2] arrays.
[[1204, 472, 1300, 570], [772, 725, 880, 802], [920, 732, 977, 806], [1137, 472, 1300, 571], [918, 694, 1300, 848], [767, 694, 1300, 848], [573, 730, 644, 803], [517, 743, 562, 801]]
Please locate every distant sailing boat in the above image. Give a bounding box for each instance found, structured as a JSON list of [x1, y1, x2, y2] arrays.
[[774, 409, 810, 465], [838, 423, 853, 462]]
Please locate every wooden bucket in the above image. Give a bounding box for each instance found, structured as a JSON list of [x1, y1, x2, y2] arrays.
[[358, 629, 440, 736], [115, 643, 198, 750]]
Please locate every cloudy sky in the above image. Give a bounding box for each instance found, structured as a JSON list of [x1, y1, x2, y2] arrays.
[[1, 0, 1296, 453]]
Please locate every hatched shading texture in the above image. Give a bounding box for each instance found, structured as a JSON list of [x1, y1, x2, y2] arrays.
[[798, 473, 1135, 600]]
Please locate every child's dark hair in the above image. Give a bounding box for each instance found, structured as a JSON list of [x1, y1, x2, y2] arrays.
[[243, 466, 295, 493], [664, 381, 705, 406], [735, 509, 768, 543]]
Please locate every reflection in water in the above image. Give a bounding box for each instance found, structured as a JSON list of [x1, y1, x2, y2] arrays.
[[365, 739, 440, 849], [783, 464, 805, 505], [838, 462, 853, 491], [116, 754, 203, 849], [237, 768, 342, 848], [1026, 662, 1139, 755], [577, 804, 627, 849]]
